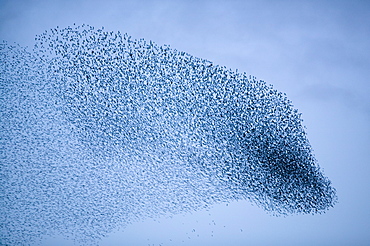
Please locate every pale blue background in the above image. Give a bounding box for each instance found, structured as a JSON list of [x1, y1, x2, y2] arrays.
[[1, 0, 369, 245]]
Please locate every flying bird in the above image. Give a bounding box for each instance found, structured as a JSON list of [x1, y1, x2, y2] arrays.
[[0, 25, 337, 245]]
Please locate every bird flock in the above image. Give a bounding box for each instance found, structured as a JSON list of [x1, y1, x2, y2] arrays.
[[0, 25, 337, 245]]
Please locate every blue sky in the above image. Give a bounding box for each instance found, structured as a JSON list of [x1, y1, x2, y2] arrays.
[[1, 0, 369, 245]]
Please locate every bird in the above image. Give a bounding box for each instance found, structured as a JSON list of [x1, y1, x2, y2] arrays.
[[0, 25, 337, 245]]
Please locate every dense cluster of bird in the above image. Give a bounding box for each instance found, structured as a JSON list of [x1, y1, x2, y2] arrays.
[[0, 25, 337, 245]]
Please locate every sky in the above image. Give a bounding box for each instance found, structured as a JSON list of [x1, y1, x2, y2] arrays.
[[1, 0, 369, 245]]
